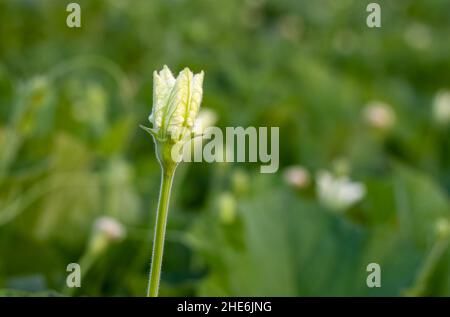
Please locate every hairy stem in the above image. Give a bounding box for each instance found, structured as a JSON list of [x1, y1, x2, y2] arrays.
[[147, 166, 176, 297]]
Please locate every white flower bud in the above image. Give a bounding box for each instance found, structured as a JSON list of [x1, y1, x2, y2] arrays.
[[94, 216, 126, 242], [87, 216, 126, 255], [283, 166, 310, 189], [148, 65, 204, 143], [363, 101, 396, 130]]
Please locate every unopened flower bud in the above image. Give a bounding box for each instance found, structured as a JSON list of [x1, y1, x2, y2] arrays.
[[283, 166, 310, 189], [363, 101, 396, 130], [141, 66, 205, 168], [146, 65, 204, 142], [94, 216, 126, 242], [89, 216, 126, 255]]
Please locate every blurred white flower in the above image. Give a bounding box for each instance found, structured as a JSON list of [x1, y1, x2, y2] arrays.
[[316, 170, 366, 211], [432, 90, 450, 125], [283, 165, 310, 189], [88, 216, 126, 255], [363, 101, 396, 130], [94, 216, 126, 242], [193, 109, 218, 136], [182, 109, 218, 162], [148, 65, 204, 142]]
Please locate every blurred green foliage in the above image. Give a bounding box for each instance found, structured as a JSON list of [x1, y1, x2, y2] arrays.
[[0, 0, 449, 296]]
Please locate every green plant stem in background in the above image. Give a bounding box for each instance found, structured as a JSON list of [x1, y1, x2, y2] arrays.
[[405, 231, 450, 296], [147, 166, 176, 297]]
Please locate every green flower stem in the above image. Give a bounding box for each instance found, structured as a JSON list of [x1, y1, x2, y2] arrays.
[[406, 231, 450, 296], [147, 165, 176, 297]]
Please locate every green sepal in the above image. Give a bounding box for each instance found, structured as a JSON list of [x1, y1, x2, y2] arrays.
[[140, 125, 158, 138]]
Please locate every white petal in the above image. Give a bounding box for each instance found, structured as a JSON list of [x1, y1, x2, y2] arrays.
[[316, 170, 365, 211], [166, 68, 193, 140], [150, 66, 176, 129], [159, 65, 176, 86], [189, 71, 204, 125]]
